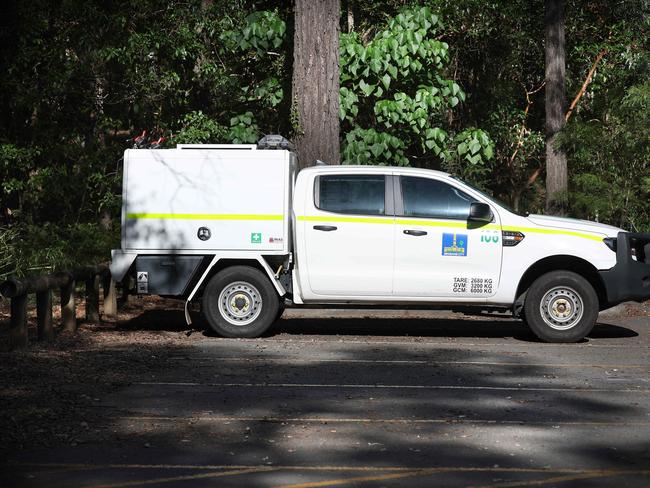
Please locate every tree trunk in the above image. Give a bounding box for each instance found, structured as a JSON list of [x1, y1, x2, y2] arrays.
[[292, 0, 340, 168], [346, 0, 355, 33], [545, 0, 567, 215]]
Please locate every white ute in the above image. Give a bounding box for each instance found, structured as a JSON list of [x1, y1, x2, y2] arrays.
[[110, 136, 650, 342]]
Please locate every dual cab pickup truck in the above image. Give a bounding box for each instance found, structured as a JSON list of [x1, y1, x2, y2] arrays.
[[110, 137, 650, 342]]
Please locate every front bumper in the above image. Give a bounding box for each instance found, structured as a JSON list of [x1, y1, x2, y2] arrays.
[[599, 232, 650, 306]]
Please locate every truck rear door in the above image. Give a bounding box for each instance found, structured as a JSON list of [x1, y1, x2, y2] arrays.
[[298, 173, 394, 296]]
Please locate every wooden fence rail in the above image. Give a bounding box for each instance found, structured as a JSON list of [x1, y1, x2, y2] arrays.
[[0, 264, 118, 351]]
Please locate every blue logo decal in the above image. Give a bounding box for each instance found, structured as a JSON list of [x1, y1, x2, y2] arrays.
[[442, 233, 468, 256]]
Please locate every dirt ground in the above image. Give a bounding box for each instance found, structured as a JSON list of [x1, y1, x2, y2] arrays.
[[0, 295, 203, 452]]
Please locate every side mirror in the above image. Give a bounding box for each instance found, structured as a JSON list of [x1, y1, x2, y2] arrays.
[[468, 202, 493, 223]]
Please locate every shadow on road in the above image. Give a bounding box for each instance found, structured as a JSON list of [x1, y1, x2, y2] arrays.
[[119, 307, 638, 342], [269, 315, 638, 341], [118, 308, 190, 332]]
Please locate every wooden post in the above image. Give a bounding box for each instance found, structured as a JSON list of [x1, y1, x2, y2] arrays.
[[61, 279, 77, 332], [36, 289, 54, 341], [119, 278, 131, 309], [102, 275, 117, 317], [9, 295, 28, 350], [85, 275, 100, 323]]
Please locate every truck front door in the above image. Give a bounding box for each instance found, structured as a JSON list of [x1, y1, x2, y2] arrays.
[[393, 175, 503, 298], [299, 173, 394, 296]]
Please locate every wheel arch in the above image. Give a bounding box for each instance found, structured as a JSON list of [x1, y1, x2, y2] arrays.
[[515, 255, 608, 312], [183, 256, 286, 325]]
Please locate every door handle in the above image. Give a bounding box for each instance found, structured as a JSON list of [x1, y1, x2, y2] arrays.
[[403, 229, 427, 236], [313, 225, 338, 232]]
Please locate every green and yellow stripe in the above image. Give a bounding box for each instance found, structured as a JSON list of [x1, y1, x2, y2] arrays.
[[296, 215, 604, 242], [125, 213, 604, 242], [126, 213, 283, 221], [501, 224, 603, 242]]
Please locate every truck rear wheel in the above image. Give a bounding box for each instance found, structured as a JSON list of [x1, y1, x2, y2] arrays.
[[203, 266, 279, 338], [524, 271, 598, 343]]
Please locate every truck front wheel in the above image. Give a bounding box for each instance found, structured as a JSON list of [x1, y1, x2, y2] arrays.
[[524, 271, 599, 343], [203, 266, 279, 338]]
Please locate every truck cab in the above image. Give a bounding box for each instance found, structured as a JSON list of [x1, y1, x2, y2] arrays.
[[293, 166, 506, 302], [110, 139, 650, 343]]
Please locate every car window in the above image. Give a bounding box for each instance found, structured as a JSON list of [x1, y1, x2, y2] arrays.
[[400, 176, 476, 220], [318, 175, 385, 215]]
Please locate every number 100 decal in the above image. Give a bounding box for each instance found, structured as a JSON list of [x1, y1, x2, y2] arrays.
[[453, 277, 493, 294]]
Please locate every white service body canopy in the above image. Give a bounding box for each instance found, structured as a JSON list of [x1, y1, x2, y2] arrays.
[[121, 147, 294, 253]]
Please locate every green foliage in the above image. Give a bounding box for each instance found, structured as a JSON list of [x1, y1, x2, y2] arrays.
[[228, 112, 260, 143], [217, 8, 288, 137], [0, 223, 118, 281], [446, 129, 495, 188], [485, 108, 546, 211], [557, 1, 650, 230], [174, 111, 227, 144], [340, 8, 450, 90], [0, 226, 20, 281], [342, 127, 408, 166], [221, 10, 286, 54], [0, 144, 41, 216], [455, 129, 493, 165], [241, 77, 283, 108], [560, 75, 650, 231], [339, 6, 493, 180]]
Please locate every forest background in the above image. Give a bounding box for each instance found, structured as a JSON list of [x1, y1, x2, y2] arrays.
[[1, 0, 649, 279]]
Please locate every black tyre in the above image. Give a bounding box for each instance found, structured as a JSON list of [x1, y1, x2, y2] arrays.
[[275, 305, 285, 323], [524, 271, 598, 343], [520, 313, 529, 327], [202, 266, 279, 338]]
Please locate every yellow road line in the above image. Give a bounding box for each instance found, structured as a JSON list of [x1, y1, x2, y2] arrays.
[[470, 470, 650, 488], [12, 464, 648, 488], [84, 467, 273, 488], [126, 213, 283, 220], [278, 469, 431, 488], [279, 468, 650, 488]]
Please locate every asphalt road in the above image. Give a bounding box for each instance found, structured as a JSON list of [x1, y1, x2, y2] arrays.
[[4, 308, 650, 487]]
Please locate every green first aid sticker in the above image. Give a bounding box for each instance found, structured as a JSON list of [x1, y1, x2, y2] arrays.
[[251, 232, 262, 244]]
